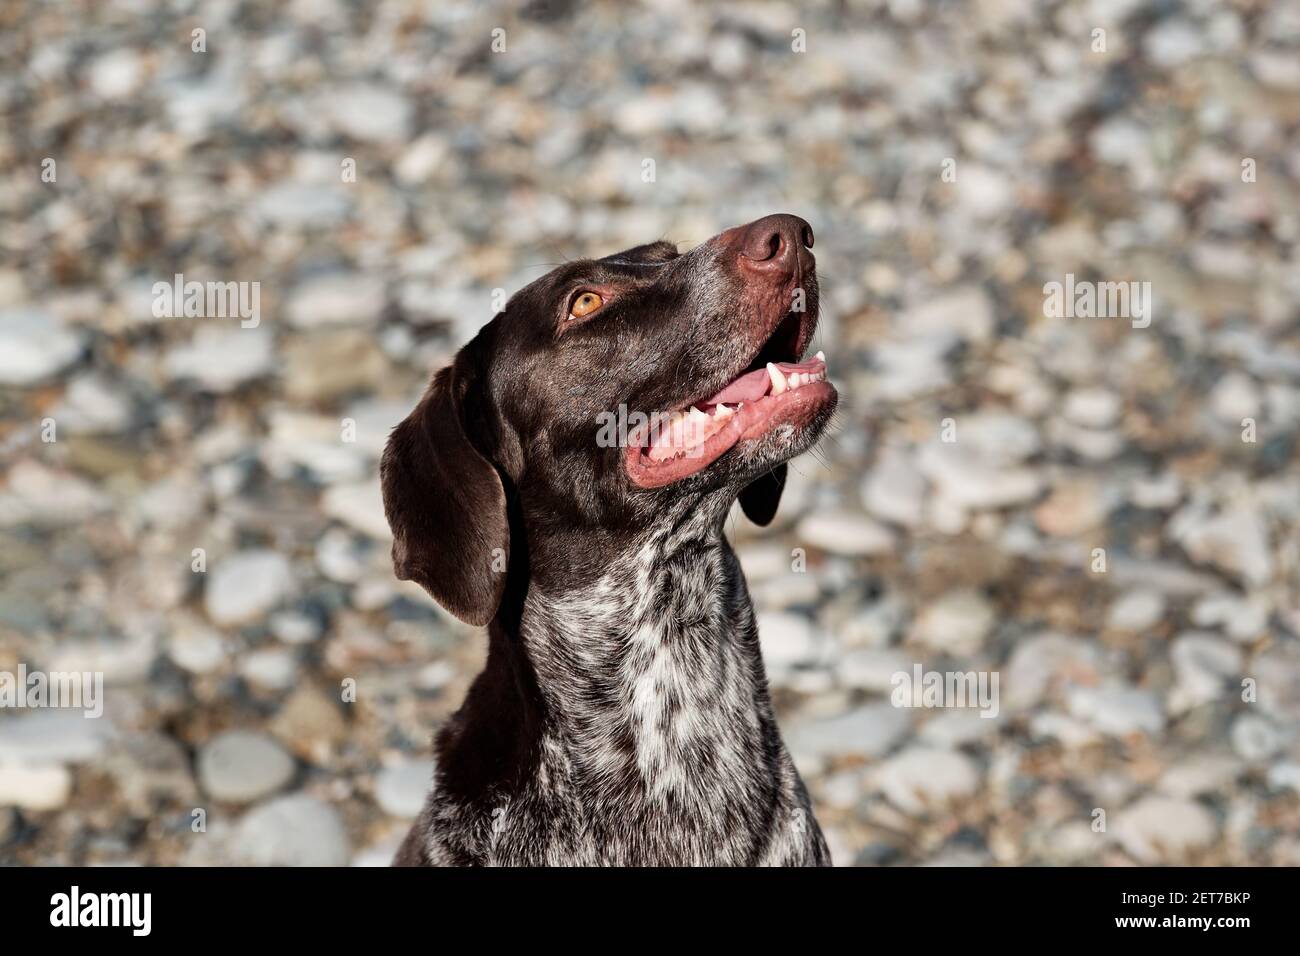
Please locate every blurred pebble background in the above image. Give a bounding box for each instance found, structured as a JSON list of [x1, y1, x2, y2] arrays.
[[1, 0, 1298, 865]]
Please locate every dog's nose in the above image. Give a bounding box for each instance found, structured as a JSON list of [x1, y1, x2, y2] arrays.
[[735, 214, 815, 276]]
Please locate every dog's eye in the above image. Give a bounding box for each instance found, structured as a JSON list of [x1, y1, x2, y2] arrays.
[[569, 292, 604, 319]]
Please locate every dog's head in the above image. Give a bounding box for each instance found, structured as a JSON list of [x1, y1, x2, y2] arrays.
[[381, 214, 838, 624]]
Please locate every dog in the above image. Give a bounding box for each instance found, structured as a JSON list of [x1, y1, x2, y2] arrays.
[[382, 214, 838, 866]]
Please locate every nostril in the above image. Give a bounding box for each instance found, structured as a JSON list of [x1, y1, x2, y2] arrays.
[[744, 229, 785, 262], [801, 224, 814, 249], [763, 232, 782, 260]]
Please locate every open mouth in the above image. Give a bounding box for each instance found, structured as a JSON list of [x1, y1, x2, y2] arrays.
[[625, 313, 837, 488]]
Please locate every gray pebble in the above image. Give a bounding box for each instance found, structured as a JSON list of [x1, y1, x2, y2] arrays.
[[231, 794, 350, 866], [198, 730, 295, 804]]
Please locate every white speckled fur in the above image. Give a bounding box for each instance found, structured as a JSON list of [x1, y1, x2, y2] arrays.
[[413, 506, 830, 866]]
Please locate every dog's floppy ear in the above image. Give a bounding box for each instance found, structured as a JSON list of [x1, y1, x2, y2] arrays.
[[739, 463, 786, 526], [380, 353, 508, 626]]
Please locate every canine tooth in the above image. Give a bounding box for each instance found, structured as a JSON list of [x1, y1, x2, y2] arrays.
[[816, 350, 825, 362], [766, 362, 787, 395], [715, 403, 734, 419], [689, 406, 708, 422]]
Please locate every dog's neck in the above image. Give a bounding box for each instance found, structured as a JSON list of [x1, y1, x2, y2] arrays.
[[508, 500, 782, 804]]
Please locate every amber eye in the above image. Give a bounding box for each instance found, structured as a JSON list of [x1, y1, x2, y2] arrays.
[[569, 292, 604, 319]]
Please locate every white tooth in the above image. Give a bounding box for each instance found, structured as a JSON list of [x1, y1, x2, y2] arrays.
[[689, 406, 708, 422], [715, 403, 734, 419], [657, 413, 681, 440], [767, 362, 788, 395], [816, 350, 825, 362]]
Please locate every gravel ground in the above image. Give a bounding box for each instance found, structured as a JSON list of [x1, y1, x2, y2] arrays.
[[1, 0, 1298, 866]]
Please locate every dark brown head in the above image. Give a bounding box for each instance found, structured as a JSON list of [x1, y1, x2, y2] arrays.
[[380, 214, 837, 624]]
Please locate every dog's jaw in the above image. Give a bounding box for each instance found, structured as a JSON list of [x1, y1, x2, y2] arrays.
[[625, 351, 836, 488]]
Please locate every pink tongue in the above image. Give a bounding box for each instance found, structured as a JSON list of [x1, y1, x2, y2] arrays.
[[703, 357, 823, 406], [704, 367, 771, 405]]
